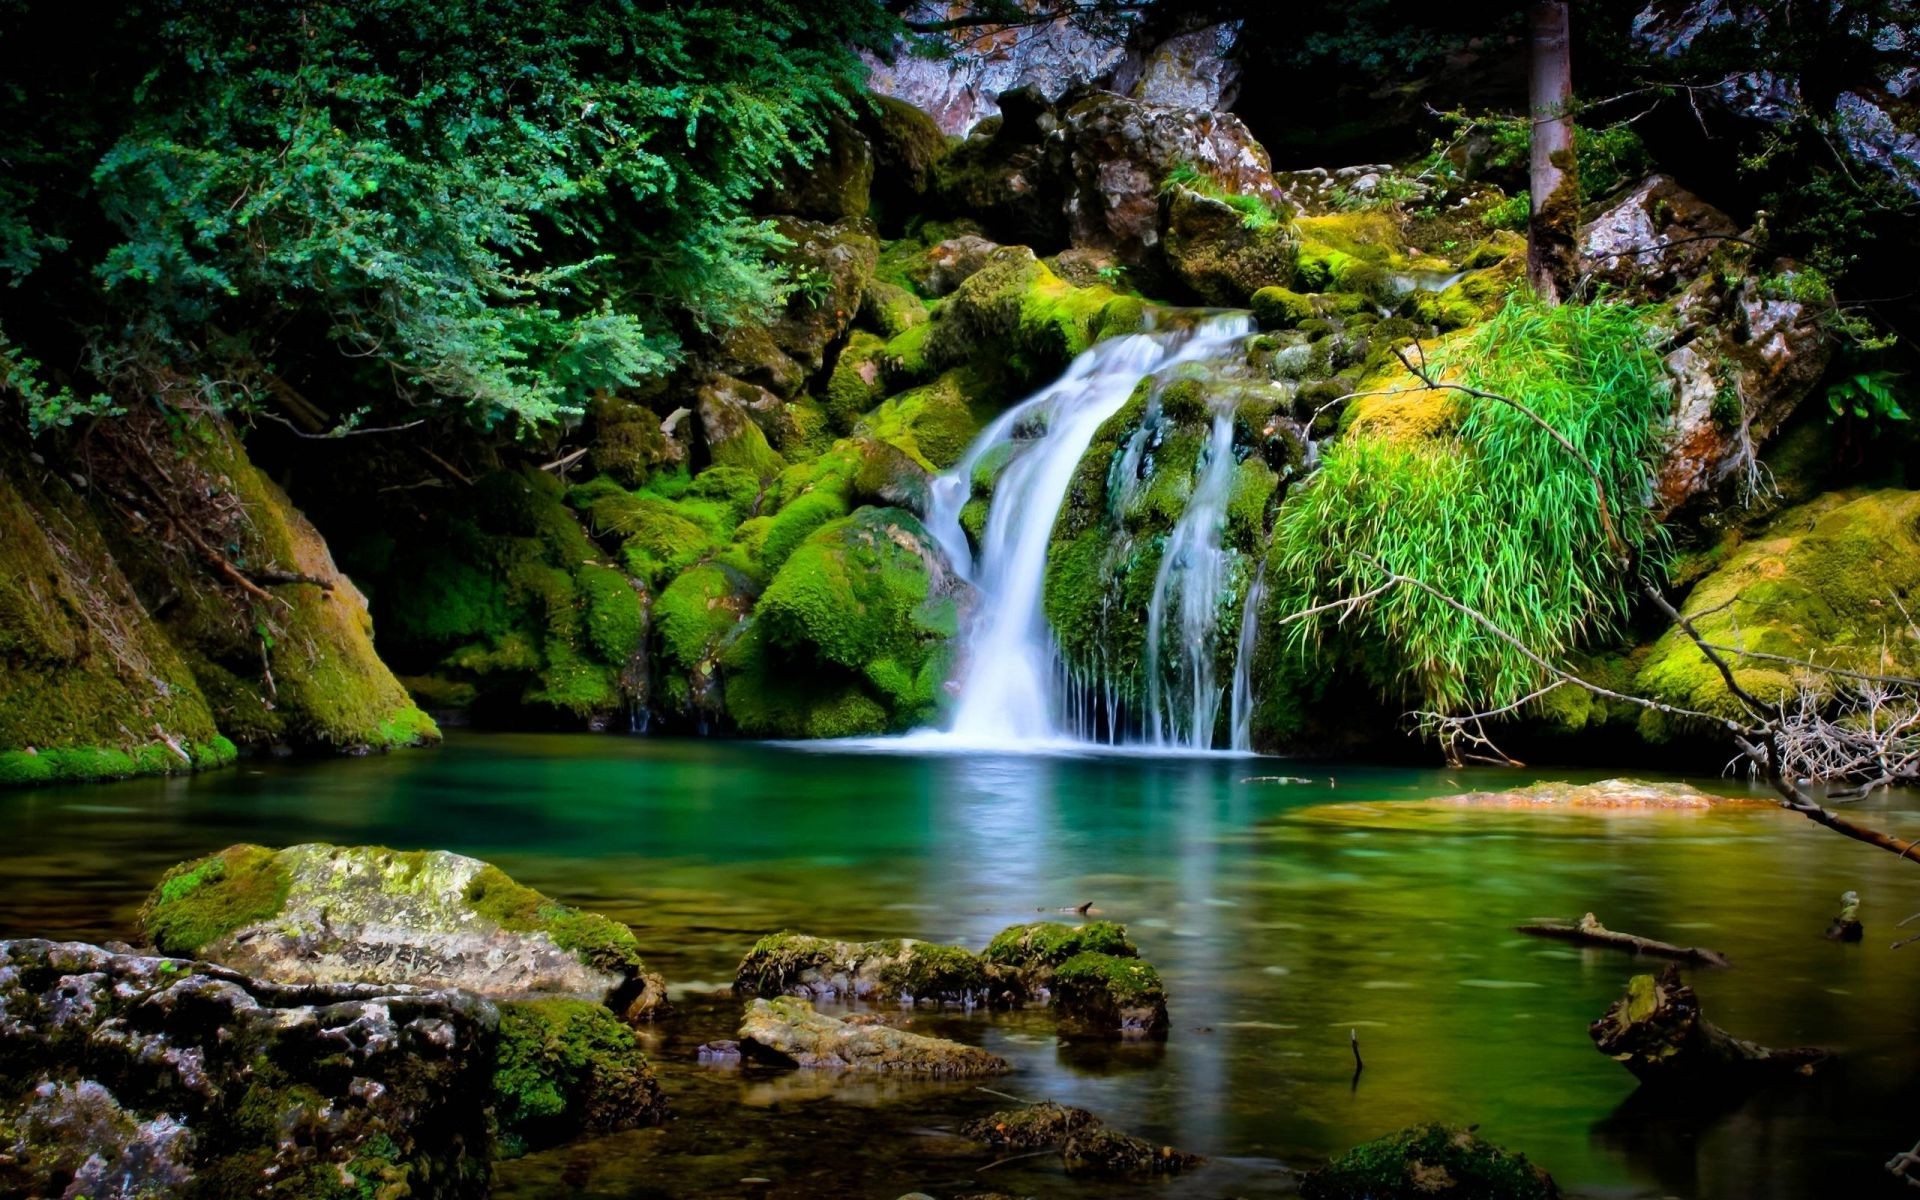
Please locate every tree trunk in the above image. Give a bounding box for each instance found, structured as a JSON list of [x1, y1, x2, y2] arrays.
[[1526, 1, 1578, 303], [1590, 965, 1827, 1088]]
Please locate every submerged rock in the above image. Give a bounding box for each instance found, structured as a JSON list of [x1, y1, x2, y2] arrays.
[[734, 932, 995, 1005], [0, 938, 494, 1198], [1301, 1124, 1558, 1199], [737, 997, 1010, 1076], [1431, 778, 1752, 811], [964, 1101, 1199, 1177], [139, 843, 669, 1022]]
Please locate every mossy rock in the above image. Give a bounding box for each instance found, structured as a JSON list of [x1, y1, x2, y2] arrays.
[[855, 368, 998, 472], [1162, 185, 1298, 306], [922, 247, 1143, 385], [1052, 951, 1169, 1040], [140, 843, 669, 1022], [982, 921, 1137, 990], [1300, 1124, 1559, 1199], [492, 997, 665, 1156], [734, 932, 990, 1004], [1635, 489, 1920, 725], [586, 394, 677, 489], [726, 506, 968, 735], [857, 277, 930, 340]]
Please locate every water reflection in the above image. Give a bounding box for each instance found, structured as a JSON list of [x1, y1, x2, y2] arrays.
[[3, 732, 1920, 1198]]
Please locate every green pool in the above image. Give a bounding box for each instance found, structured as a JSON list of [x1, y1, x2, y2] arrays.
[[5, 731, 1917, 1198]]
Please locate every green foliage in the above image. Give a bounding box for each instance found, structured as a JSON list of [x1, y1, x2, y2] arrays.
[[1163, 162, 1284, 231], [1271, 294, 1670, 718], [1, 0, 896, 429], [140, 844, 292, 956], [1826, 370, 1910, 426], [982, 921, 1138, 968]]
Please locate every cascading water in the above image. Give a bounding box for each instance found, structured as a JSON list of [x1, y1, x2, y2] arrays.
[[1143, 406, 1241, 749], [915, 312, 1255, 751]]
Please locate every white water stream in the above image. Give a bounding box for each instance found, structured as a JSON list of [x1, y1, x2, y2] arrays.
[[910, 312, 1256, 752]]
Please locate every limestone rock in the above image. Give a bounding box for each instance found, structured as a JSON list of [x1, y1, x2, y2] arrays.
[[1162, 184, 1297, 304], [1581, 174, 1740, 295], [1118, 22, 1241, 110], [138, 843, 669, 1022], [737, 997, 1010, 1075], [862, 9, 1131, 135], [0, 938, 494, 1199], [1058, 92, 1279, 268]]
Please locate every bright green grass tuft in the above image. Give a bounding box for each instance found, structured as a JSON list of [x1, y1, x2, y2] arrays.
[[1270, 293, 1670, 718]]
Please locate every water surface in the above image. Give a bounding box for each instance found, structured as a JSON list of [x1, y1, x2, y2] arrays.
[[5, 732, 1919, 1199]]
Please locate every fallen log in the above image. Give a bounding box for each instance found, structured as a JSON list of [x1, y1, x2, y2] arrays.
[[1589, 964, 1827, 1088], [1518, 912, 1729, 966]]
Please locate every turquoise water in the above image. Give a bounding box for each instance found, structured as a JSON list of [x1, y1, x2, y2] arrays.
[[5, 731, 1920, 1198]]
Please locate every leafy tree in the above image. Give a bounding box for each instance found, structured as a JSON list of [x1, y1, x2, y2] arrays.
[[1, 0, 896, 432]]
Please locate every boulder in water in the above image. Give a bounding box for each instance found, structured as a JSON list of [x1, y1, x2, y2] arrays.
[[0, 938, 494, 1198], [138, 842, 670, 1022], [737, 997, 1010, 1076], [964, 1100, 1199, 1177], [1589, 964, 1827, 1088], [1051, 951, 1170, 1039], [980, 919, 1137, 992], [734, 932, 995, 1005]]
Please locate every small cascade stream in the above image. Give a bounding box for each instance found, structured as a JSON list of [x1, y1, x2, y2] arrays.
[[914, 311, 1256, 751], [1143, 407, 1240, 749]]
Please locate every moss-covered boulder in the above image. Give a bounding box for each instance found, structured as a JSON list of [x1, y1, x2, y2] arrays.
[[922, 246, 1144, 386], [1636, 489, 1920, 723], [585, 393, 681, 489], [738, 997, 1010, 1075], [734, 932, 993, 1005], [696, 376, 790, 483], [769, 215, 881, 378], [1301, 1124, 1559, 1199], [0, 447, 235, 787], [909, 234, 1003, 297], [1051, 952, 1170, 1039], [981, 920, 1138, 991], [724, 506, 971, 737], [140, 843, 669, 1022], [930, 88, 1070, 249], [0, 938, 495, 1199], [1162, 184, 1297, 305], [863, 95, 951, 231], [491, 997, 665, 1156], [857, 277, 930, 340]]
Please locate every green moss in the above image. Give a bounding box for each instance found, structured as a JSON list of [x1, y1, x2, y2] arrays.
[[922, 248, 1139, 384], [982, 921, 1138, 968], [140, 844, 292, 955], [858, 278, 929, 339], [1252, 286, 1315, 329], [856, 368, 994, 471], [583, 491, 725, 591], [877, 941, 990, 999], [879, 320, 936, 390], [654, 562, 753, 694], [1636, 490, 1920, 721], [825, 330, 890, 432], [1300, 1124, 1559, 1200], [1053, 951, 1164, 1004], [492, 997, 661, 1156], [575, 563, 644, 665], [719, 623, 892, 738], [464, 863, 646, 976]]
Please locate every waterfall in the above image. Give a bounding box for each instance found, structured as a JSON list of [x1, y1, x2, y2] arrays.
[[916, 312, 1255, 751], [1228, 557, 1268, 753], [1143, 405, 1240, 749]]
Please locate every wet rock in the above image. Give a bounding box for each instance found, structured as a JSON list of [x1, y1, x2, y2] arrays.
[[911, 234, 1004, 297], [921, 247, 1143, 380], [1162, 184, 1297, 305], [965, 1101, 1198, 1177], [0, 939, 494, 1198], [863, 11, 1131, 136], [1581, 174, 1740, 296], [1058, 92, 1278, 269], [1301, 1123, 1558, 1199], [737, 997, 1010, 1076], [767, 216, 880, 379], [139, 843, 670, 1023], [1825, 891, 1864, 943], [734, 932, 994, 1005], [1431, 778, 1753, 811], [1590, 964, 1827, 1088], [1050, 951, 1170, 1040], [697, 1040, 743, 1064]]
